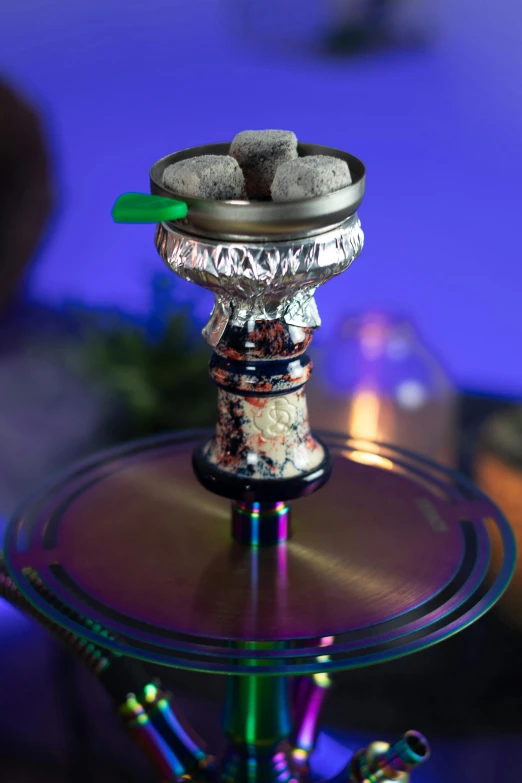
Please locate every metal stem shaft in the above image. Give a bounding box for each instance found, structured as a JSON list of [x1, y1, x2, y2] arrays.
[[222, 643, 294, 783], [231, 502, 292, 546]]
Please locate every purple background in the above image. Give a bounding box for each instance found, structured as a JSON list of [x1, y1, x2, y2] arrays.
[[1, 0, 521, 393]]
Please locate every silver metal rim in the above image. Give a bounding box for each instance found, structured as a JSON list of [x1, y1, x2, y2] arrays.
[[149, 142, 366, 242]]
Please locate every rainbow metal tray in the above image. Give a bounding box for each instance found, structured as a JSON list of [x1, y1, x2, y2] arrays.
[[4, 430, 515, 677]]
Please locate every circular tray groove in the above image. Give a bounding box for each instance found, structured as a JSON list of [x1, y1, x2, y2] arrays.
[[4, 430, 515, 675]]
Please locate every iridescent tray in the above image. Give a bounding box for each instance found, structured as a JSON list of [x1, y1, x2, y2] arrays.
[[4, 430, 514, 676]]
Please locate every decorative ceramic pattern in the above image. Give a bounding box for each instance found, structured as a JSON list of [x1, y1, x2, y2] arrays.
[[204, 387, 324, 480]]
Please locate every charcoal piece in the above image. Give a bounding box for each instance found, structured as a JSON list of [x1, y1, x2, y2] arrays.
[[162, 155, 245, 200], [230, 130, 298, 199], [271, 155, 352, 202]]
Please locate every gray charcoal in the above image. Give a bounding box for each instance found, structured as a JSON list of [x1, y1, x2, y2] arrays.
[[271, 155, 352, 202], [230, 130, 298, 199], [162, 155, 246, 200]]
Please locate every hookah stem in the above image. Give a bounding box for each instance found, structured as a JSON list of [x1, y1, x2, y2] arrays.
[[225, 501, 294, 772], [0, 558, 210, 781], [224, 642, 292, 749], [232, 502, 292, 547], [230, 503, 331, 760], [222, 642, 297, 783]]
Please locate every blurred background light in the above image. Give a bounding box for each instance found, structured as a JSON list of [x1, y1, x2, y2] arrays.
[[0, 0, 520, 392]]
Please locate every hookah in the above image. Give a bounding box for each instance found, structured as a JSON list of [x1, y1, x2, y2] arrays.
[[1, 140, 515, 782]]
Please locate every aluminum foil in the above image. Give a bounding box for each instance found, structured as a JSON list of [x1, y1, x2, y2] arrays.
[[155, 215, 364, 346]]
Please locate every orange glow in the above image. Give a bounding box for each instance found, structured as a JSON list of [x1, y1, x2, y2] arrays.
[[349, 451, 394, 470], [348, 389, 381, 441]]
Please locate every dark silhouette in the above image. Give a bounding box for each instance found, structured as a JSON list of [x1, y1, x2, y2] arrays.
[[0, 80, 53, 312]]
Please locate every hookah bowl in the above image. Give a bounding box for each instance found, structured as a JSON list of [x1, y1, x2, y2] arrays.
[[1, 142, 516, 783], [151, 143, 366, 505]]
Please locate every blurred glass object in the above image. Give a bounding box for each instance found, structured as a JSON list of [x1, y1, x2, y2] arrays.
[[325, 0, 435, 53], [475, 406, 522, 630], [308, 312, 457, 466], [234, 0, 435, 55]]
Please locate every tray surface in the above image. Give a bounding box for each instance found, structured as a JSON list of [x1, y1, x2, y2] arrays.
[[4, 430, 514, 675]]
